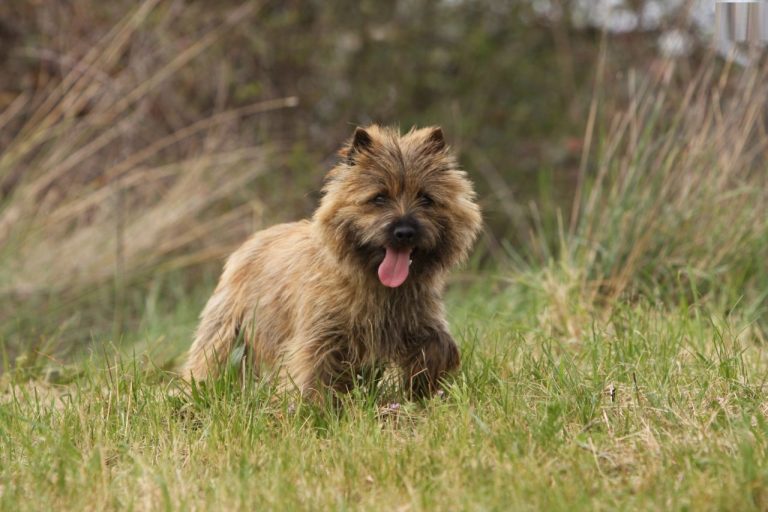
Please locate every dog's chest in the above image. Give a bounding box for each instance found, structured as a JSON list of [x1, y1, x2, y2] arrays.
[[339, 291, 433, 356]]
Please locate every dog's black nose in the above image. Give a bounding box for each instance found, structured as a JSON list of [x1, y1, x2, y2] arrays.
[[394, 225, 416, 243]]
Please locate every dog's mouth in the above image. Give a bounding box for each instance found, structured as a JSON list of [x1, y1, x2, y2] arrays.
[[377, 246, 414, 288]]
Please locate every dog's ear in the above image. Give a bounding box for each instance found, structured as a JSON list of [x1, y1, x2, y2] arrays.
[[424, 126, 445, 152], [352, 127, 373, 151], [340, 127, 373, 164]]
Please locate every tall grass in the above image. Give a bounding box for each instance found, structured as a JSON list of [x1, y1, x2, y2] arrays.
[[524, 57, 768, 333], [0, 2, 298, 358], [0, 1, 297, 296]]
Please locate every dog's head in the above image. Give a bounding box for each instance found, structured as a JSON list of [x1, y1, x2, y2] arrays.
[[315, 125, 482, 288]]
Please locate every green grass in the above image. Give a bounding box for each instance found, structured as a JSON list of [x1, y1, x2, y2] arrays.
[[2, 276, 767, 511]]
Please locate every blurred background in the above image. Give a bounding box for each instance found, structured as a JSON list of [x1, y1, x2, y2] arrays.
[[2, 1, 765, 372]]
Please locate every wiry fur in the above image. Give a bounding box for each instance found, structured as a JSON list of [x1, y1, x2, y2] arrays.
[[182, 125, 482, 398]]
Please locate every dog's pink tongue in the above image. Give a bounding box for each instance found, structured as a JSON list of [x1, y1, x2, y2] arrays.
[[378, 247, 412, 287]]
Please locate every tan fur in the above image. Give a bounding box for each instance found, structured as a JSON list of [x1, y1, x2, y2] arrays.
[[182, 125, 482, 398]]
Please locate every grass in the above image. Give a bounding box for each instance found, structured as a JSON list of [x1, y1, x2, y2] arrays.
[[2, 6, 768, 509], [2, 277, 768, 511]]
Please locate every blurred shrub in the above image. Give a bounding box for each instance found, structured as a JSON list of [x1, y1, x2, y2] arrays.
[[0, 0, 726, 358], [0, 0, 612, 236]]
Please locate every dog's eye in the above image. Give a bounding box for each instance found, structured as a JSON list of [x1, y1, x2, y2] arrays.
[[371, 194, 388, 206], [418, 193, 434, 206]]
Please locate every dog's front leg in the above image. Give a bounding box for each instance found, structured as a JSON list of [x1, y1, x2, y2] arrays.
[[402, 329, 460, 399]]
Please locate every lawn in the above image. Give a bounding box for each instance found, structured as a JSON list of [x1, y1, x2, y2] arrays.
[[2, 274, 767, 511]]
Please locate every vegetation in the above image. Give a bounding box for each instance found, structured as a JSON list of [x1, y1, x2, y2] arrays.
[[1, 1, 767, 510], [3, 282, 768, 510]]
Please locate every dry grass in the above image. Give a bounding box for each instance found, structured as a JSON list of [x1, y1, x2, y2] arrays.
[[0, 1, 297, 299]]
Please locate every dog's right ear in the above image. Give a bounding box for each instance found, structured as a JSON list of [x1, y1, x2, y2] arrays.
[[340, 127, 373, 164]]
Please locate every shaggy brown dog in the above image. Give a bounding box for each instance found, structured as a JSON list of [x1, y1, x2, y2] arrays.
[[183, 125, 482, 398]]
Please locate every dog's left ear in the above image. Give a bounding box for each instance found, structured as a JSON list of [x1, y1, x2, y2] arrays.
[[425, 127, 446, 152]]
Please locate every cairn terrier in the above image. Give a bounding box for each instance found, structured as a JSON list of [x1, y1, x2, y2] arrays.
[[183, 125, 482, 398]]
